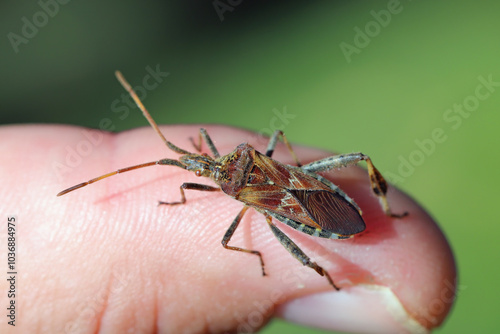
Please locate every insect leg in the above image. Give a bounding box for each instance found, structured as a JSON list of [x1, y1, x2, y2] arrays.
[[189, 128, 220, 158], [222, 206, 266, 276], [302, 153, 408, 218], [265, 214, 339, 290], [158, 182, 220, 206], [265, 130, 301, 167], [189, 130, 203, 153]]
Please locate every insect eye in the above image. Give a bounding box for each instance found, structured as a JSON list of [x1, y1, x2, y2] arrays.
[[195, 170, 202, 177]]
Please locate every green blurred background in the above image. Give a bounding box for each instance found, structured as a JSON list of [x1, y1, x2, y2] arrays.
[[1, 1, 498, 333]]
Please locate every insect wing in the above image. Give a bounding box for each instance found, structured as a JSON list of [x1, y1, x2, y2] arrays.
[[289, 189, 365, 235], [238, 184, 365, 236], [237, 184, 321, 227]]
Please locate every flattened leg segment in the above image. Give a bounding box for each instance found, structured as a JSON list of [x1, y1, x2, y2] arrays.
[[265, 214, 340, 290], [302, 153, 408, 218]]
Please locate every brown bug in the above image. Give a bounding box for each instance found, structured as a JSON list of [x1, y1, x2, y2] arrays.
[[58, 71, 407, 290]]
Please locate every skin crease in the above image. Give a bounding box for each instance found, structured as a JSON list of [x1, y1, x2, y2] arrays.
[[0, 124, 456, 334]]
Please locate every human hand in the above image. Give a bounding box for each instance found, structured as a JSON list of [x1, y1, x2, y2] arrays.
[[0, 124, 455, 333]]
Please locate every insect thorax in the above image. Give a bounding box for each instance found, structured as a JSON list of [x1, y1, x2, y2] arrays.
[[213, 144, 256, 197]]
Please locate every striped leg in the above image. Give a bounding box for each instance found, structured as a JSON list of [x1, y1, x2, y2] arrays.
[[302, 153, 408, 218], [265, 213, 339, 290]]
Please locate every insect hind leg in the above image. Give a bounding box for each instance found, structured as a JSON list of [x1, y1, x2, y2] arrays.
[[265, 214, 340, 290], [302, 153, 407, 218]]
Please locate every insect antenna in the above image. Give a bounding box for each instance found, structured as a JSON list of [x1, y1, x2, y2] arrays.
[[115, 71, 191, 155], [57, 159, 186, 196]]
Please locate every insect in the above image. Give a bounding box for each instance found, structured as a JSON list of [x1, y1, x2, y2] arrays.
[[58, 71, 407, 290]]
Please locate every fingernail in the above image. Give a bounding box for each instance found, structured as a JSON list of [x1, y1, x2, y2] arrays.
[[278, 285, 428, 334]]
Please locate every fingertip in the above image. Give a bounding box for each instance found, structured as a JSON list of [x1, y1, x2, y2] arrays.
[[278, 285, 430, 334]]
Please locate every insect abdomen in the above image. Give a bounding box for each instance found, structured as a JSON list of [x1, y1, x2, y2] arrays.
[[266, 211, 352, 240]]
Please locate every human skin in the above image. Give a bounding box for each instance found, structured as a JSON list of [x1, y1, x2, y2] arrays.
[[0, 124, 456, 333]]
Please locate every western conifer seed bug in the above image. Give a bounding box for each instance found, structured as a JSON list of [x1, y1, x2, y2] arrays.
[[58, 71, 408, 290]]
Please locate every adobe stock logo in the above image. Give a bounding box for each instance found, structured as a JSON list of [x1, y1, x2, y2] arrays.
[[212, 0, 243, 22], [339, 0, 404, 63], [7, 0, 72, 54], [384, 74, 499, 185], [249, 106, 296, 147]]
